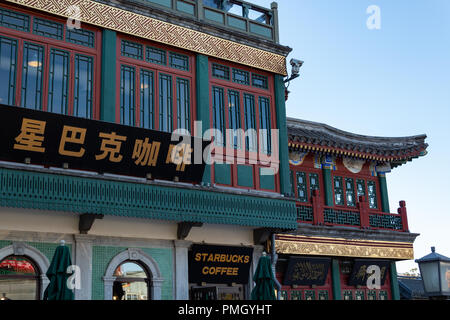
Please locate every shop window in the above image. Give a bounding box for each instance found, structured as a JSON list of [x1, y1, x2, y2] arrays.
[[343, 290, 353, 300], [113, 261, 149, 301], [169, 52, 189, 71], [290, 290, 302, 300], [259, 96, 271, 154], [212, 63, 229, 80], [176, 77, 190, 131], [0, 8, 30, 32], [367, 180, 378, 209], [232, 68, 250, 85], [355, 290, 365, 300], [0, 255, 40, 300], [66, 27, 95, 48], [140, 69, 154, 129], [379, 290, 388, 300], [20, 41, 44, 110], [296, 171, 308, 202], [0, 36, 17, 105], [333, 176, 344, 206], [252, 73, 268, 89], [345, 178, 356, 207], [318, 290, 329, 300], [47, 48, 70, 114], [304, 290, 315, 300], [146, 46, 166, 65], [32, 17, 63, 40], [279, 290, 288, 300], [367, 290, 377, 300], [121, 40, 143, 60]]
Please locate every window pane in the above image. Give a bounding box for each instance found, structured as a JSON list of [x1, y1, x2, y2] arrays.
[[21, 42, 44, 110], [176, 77, 190, 132], [47, 48, 69, 115], [212, 86, 225, 146], [146, 46, 166, 65], [243, 93, 256, 151], [66, 27, 95, 48], [0, 256, 37, 276], [121, 40, 143, 60], [356, 179, 365, 198], [0, 36, 17, 105], [140, 69, 154, 129], [212, 63, 229, 80], [169, 52, 189, 71], [259, 96, 271, 154], [345, 178, 355, 207], [334, 176, 344, 205], [296, 171, 308, 202], [74, 54, 93, 118], [114, 262, 147, 278], [252, 73, 268, 89], [32, 17, 63, 40], [228, 89, 241, 149], [0, 8, 30, 32], [159, 73, 172, 132], [120, 65, 136, 126], [368, 181, 378, 209], [232, 68, 250, 85], [309, 173, 319, 196]]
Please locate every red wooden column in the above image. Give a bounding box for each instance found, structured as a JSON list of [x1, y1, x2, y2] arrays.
[[397, 200, 409, 232], [312, 189, 324, 225], [358, 196, 369, 229]]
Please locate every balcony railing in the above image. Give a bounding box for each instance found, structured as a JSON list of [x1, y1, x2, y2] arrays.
[[296, 190, 410, 232], [136, 0, 279, 42]]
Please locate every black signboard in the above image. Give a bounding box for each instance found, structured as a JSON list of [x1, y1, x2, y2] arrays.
[[0, 104, 208, 183], [188, 244, 253, 285], [283, 257, 331, 286], [348, 259, 390, 286]]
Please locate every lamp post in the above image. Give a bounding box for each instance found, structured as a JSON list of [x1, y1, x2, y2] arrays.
[[415, 247, 450, 300]]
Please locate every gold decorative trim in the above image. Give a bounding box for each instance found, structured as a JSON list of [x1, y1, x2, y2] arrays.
[[7, 0, 287, 75], [275, 235, 414, 260]]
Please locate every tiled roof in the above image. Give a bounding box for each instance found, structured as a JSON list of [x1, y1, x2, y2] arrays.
[[287, 118, 428, 166]]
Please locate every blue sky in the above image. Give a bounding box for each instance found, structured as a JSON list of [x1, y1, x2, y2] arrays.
[[252, 0, 450, 273]]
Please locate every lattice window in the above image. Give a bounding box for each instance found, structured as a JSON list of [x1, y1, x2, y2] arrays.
[[228, 89, 241, 149], [318, 290, 329, 300], [304, 290, 315, 300], [243, 93, 257, 152], [176, 77, 190, 131], [66, 27, 95, 48], [0, 36, 17, 105], [252, 73, 268, 89], [367, 180, 378, 209], [169, 52, 189, 71], [0, 7, 30, 32], [121, 40, 143, 60], [21, 41, 44, 110], [290, 290, 302, 300], [212, 63, 230, 80], [343, 290, 353, 300], [280, 290, 288, 300], [146, 46, 166, 65], [309, 173, 319, 197], [140, 69, 154, 129], [47, 48, 70, 115], [379, 290, 388, 300], [120, 64, 136, 126], [232, 68, 250, 85], [296, 172, 308, 202], [33, 17, 63, 40], [212, 86, 225, 146], [333, 176, 344, 205], [345, 178, 356, 207], [159, 73, 173, 132], [367, 290, 377, 300], [356, 179, 366, 198], [355, 290, 365, 300]]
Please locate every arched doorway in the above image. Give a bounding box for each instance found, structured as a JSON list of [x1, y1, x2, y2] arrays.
[[112, 261, 150, 300], [0, 255, 40, 300]]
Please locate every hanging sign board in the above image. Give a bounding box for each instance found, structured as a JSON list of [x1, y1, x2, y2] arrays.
[[0, 104, 208, 183], [283, 257, 331, 286], [348, 259, 390, 286]]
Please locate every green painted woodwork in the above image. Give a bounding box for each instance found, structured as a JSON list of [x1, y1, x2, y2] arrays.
[[214, 163, 231, 185], [0, 168, 297, 229], [237, 165, 253, 188], [390, 262, 400, 300], [249, 22, 272, 39], [274, 75, 290, 196], [100, 29, 116, 123], [331, 259, 342, 300], [259, 168, 275, 191], [322, 168, 333, 206], [378, 174, 390, 213], [196, 54, 211, 184], [91, 246, 173, 300]]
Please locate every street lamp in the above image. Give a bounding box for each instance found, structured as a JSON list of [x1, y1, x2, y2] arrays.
[[415, 247, 450, 300]]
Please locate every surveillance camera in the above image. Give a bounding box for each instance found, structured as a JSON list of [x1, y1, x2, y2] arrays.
[[290, 59, 303, 75]]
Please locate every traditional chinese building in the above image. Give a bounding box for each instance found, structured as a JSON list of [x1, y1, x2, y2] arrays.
[[272, 118, 428, 300], [0, 0, 296, 300]]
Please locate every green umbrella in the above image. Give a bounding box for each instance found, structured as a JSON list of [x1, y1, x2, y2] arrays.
[[251, 253, 276, 300], [43, 240, 74, 300]]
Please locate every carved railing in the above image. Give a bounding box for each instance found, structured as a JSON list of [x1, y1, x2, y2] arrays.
[[297, 190, 409, 232]]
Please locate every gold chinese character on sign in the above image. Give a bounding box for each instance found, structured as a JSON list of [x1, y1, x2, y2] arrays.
[[95, 131, 127, 163], [13, 118, 46, 153], [166, 143, 192, 172], [132, 138, 161, 167], [59, 126, 87, 158]]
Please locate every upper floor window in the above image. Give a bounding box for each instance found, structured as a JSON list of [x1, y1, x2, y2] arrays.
[[117, 36, 194, 132], [333, 175, 378, 209], [0, 5, 100, 118], [291, 170, 321, 203]]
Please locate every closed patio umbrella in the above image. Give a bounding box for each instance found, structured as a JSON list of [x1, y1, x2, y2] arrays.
[[43, 240, 74, 300], [251, 252, 276, 300]]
